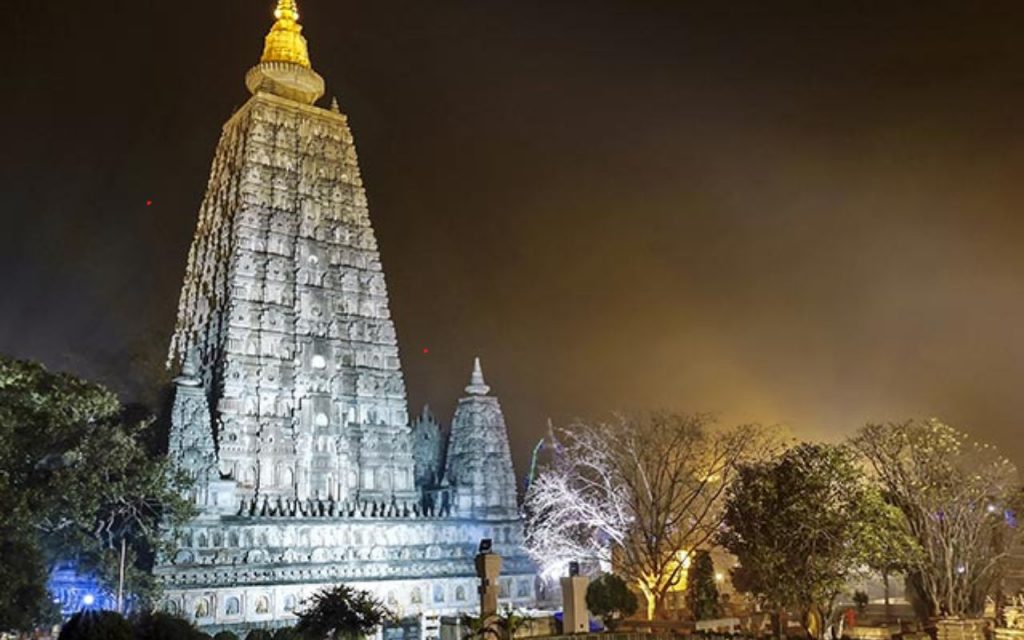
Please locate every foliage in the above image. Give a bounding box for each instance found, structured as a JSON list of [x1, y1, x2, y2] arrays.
[[524, 412, 774, 618], [719, 443, 892, 637], [851, 420, 1023, 618], [857, 492, 922, 614], [460, 607, 528, 640], [214, 633, 240, 640], [853, 591, 869, 612], [273, 628, 301, 640], [0, 356, 195, 626], [295, 584, 392, 640], [58, 610, 134, 640], [685, 550, 722, 621], [245, 631, 273, 640], [0, 528, 59, 631], [586, 574, 639, 629], [133, 611, 208, 640]]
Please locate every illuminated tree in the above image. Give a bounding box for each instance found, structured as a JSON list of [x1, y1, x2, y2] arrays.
[[851, 420, 1023, 619], [719, 443, 895, 639], [0, 356, 194, 627], [524, 412, 773, 619]]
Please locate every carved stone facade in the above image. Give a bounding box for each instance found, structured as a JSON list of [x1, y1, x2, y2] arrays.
[[167, 90, 414, 505], [444, 360, 519, 520], [157, 3, 534, 631]]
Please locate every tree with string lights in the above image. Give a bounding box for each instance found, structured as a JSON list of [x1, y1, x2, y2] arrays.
[[523, 412, 774, 619]]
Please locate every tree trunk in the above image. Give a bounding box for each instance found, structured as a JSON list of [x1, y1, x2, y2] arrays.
[[637, 583, 656, 621], [883, 572, 891, 622], [772, 610, 788, 639], [804, 605, 824, 640]]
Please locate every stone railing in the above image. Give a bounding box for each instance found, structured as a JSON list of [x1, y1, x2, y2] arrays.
[[937, 619, 989, 640]]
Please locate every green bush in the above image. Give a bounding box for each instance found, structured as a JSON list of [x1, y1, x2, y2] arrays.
[[854, 590, 869, 612], [58, 611, 134, 640], [214, 632, 240, 640], [685, 550, 722, 621], [586, 574, 638, 629], [294, 585, 391, 640]]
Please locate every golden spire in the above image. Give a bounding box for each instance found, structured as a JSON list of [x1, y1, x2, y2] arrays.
[[260, 0, 312, 69]]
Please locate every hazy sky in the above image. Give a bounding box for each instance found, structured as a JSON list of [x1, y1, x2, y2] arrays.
[[4, 1, 1024, 475]]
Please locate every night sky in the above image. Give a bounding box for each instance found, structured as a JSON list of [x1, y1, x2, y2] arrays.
[[4, 1, 1024, 474]]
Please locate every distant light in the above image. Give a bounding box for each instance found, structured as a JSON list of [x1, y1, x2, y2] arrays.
[[82, 594, 96, 606], [956, 565, 966, 574], [715, 572, 724, 582], [987, 504, 998, 514], [422, 348, 429, 355], [146, 200, 153, 207]]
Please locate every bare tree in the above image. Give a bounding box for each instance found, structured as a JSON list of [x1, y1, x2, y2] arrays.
[[851, 419, 1022, 619], [524, 413, 774, 619]]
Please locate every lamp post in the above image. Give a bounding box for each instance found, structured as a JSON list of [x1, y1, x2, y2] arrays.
[[117, 537, 127, 614], [475, 538, 501, 622]]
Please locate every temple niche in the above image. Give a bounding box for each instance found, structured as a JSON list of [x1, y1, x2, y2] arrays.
[[157, 0, 535, 632], [411, 406, 445, 487]]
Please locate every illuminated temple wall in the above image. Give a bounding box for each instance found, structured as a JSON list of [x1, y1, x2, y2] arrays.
[[156, 3, 535, 631]]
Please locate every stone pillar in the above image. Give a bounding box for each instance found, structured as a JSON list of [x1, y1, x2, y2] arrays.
[[475, 550, 502, 619], [560, 575, 590, 634]]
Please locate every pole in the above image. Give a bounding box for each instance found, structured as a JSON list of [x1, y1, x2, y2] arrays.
[[117, 537, 127, 614]]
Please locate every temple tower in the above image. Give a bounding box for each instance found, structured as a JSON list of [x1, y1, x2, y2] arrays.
[[158, 4, 536, 630], [445, 359, 519, 519], [168, 0, 414, 504]]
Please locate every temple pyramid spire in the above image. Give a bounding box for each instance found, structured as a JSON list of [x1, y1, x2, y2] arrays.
[[466, 357, 491, 395]]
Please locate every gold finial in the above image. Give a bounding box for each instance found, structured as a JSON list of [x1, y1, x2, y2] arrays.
[[261, 0, 312, 69], [274, 0, 299, 21]]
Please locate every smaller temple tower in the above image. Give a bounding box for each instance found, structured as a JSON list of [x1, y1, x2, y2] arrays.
[[168, 351, 218, 503], [410, 405, 445, 487], [444, 359, 519, 520]]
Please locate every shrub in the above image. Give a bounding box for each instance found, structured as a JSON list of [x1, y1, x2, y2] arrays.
[[214, 632, 240, 640], [586, 574, 638, 630], [294, 585, 391, 640], [58, 611, 134, 640], [854, 590, 869, 612], [686, 550, 722, 621], [134, 611, 206, 640]]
